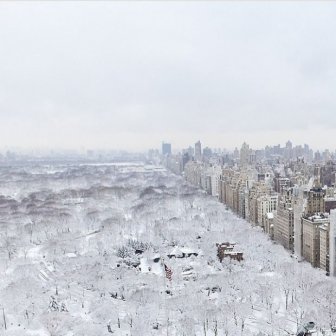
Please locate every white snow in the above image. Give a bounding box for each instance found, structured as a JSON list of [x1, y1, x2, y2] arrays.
[[0, 162, 335, 335]]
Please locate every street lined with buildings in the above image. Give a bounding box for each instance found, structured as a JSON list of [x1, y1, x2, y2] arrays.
[[159, 140, 336, 278]]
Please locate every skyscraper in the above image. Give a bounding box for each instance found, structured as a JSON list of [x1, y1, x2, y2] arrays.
[[240, 142, 250, 167], [195, 140, 202, 161], [285, 140, 293, 159], [162, 142, 171, 155]]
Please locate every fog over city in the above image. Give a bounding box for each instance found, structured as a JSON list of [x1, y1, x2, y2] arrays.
[[2, 2, 336, 336], [1, 2, 336, 151]]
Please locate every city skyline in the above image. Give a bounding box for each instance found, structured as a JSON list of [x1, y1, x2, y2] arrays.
[[0, 2, 336, 151], [1, 2, 336, 334], [1, 137, 336, 155]]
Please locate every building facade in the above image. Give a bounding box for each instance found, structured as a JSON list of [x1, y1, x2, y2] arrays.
[[302, 214, 329, 268], [274, 198, 294, 252]]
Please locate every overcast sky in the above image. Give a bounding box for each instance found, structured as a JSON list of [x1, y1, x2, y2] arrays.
[[0, 2, 335, 152]]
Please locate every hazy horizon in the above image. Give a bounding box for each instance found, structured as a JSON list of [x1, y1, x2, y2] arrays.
[[1, 2, 336, 152]]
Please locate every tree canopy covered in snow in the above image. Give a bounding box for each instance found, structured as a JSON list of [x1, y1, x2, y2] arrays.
[[0, 162, 335, 335]]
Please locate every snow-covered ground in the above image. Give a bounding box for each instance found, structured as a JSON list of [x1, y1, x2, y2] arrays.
[[0, 162, 335, 335]]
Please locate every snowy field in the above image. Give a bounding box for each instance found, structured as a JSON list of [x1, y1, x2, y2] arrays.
[[0, 161, 335, 335]]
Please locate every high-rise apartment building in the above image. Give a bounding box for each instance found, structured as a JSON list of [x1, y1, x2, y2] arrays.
[[203, 147, 212, 159], [319, 223, 329, 273], [302, 214, 329, 268], [330, 210, 336, 277], [162, 142, 172, 155], [257, 194, 278, 229], [274, 176, 291, 194], [195, 141, 202, 162], [293, 196, 305, 257], [306, 187, 325, 215], [240, 142, 250, 167], [285, 140, 293, 160], [274, 198, 294, 252], [320, 161, 336, 187], [233, 147, 240, 160]]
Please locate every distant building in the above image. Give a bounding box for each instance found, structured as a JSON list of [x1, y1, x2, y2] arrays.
[[233, 147, 240, 160], [162, 142, 171, 155], [184, 146, 194, 157], [314, 151, 322, 163], [182, 152, 190, 170], [274, 176, 291, 194], [285, 140, 293, 160], [249, 150, 256, 165], [195, 141, 202, 161], [320, 161, 336, 187], [164, 154, 182, 175], [203, 147, 212, 159], [240, 142, 250, 167]]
